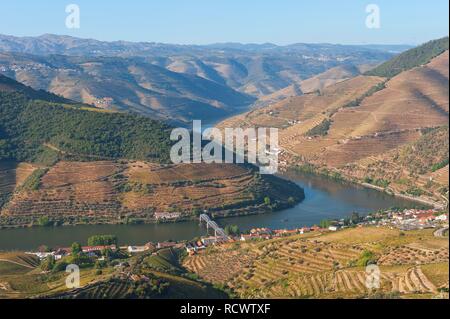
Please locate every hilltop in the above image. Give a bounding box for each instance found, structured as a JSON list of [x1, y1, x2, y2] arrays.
[[217, 38, 449, 206]]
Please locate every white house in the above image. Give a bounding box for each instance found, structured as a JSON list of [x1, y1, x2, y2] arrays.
[[328, 225, 339, 232], [127, 245, 149, 254]]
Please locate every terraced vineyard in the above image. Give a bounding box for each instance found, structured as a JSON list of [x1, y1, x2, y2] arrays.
[[0, 162, 37, 208], [1, 160, 304, 227], [378, 245, 449, 266], [183, 244, 260, 284], [183, 227, 449, 299]]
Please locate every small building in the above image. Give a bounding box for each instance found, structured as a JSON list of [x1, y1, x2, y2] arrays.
[[157, 241, 177, 249], [82, 245, 117, 253], [127, 246, 148, 254], [328, 225, 339, 232], [299, 227, 311, 234], [250, 228, 272, 235], [127, 242, 155, 254]]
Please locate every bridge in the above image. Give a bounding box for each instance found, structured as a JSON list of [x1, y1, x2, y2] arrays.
[[199, 214, 228, 240]]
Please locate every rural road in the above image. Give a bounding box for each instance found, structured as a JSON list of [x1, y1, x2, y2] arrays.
[[434, 226, 449, 238]]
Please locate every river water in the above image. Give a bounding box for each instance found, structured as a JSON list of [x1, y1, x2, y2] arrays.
[[0, 171, 419, 251]]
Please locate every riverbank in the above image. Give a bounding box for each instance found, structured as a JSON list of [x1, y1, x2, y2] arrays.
[[358, 182, 445, 210], [0, 171, 422, 251], [286, 164, 445, 210], [0, 189, 304, 230]]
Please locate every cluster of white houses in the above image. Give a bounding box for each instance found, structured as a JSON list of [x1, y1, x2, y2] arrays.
[[27, 245, 118, 260], [385, 209, 448, 230], [184, 226, 331, 255]]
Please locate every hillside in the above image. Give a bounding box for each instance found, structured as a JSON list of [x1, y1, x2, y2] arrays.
[[216, 39, 449, 205], [0, 53, 255, 124], [0, 75, 304, 226], [0, 74, 70, 103], [300, 64, 361, 94], [2, 226, 447, 299], [0, 89, 173, 163], [0, 248, 228, 299], [183, 227, 449, 299], [341, 127, 449, 201], [0, 161, 304, 227]]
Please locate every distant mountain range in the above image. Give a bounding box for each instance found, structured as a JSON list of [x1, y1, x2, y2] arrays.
[[0, 34, 413, 57], [0, 34, 411, 124]]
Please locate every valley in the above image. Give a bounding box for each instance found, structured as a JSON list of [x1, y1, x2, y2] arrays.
[[0, 32, 448, 301], [0, 169, 419, 251], [0, 34, 400, 124]]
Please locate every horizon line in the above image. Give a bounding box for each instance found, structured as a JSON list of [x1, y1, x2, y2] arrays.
[[1, 32, 441, 48]]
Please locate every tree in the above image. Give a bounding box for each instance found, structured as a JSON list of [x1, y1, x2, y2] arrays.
[[71, 242, 82, 255], [37, 216, 52, 227], [350, 212, 361, 224], [224, 225, 240, 236], [38, 245, 51, 253], [88, 235, 118, 246], [319, 219, 331, 229], [357, 250, 376, 267]]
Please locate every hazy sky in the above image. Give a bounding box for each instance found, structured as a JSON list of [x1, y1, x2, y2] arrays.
[[1, 0, 448, 45]]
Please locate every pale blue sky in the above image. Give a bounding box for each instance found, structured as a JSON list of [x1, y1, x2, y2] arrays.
[[0, 0, 448, 45]]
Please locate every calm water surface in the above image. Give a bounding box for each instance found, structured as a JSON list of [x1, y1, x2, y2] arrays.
[[0, 171, 419, 250]]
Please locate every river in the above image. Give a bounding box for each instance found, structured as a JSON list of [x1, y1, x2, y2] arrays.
[[0, 170, 420, 251]]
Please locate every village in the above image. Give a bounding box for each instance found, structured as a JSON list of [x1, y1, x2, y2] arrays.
[[25, 208, 448, 262]]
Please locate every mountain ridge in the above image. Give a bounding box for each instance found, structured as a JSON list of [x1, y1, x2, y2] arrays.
[[0, 33, 401, 123]]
